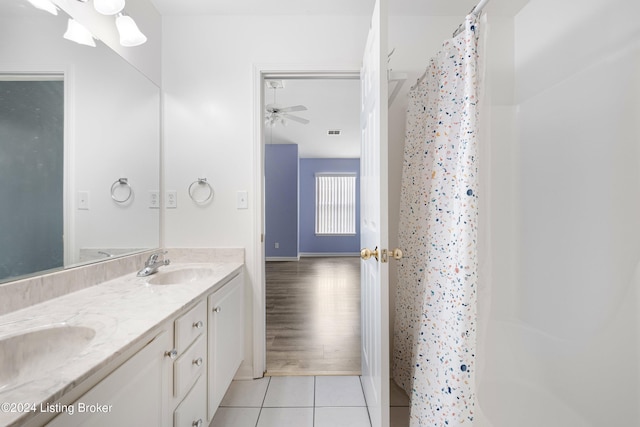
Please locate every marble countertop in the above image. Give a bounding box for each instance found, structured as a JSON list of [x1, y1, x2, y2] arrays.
[[0, 261, 243, 427]]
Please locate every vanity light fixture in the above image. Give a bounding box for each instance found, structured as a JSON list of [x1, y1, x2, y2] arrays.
[[26, 0, 58, 15], [63, 18, 97, 47], [93, 0, 125, 15], [115, 13, 147, 47]]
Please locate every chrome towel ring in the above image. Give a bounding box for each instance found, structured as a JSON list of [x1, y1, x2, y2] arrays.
[[111, 178, 132, 203], [188, 178, 214, 204]]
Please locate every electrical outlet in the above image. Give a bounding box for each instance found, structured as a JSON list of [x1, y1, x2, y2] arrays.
[[275, 242, 279, 249], [167, 191, 177, 209], [237, 191, 248, 209], [149, 191, 159, 209], [78, 191, 90, 210]]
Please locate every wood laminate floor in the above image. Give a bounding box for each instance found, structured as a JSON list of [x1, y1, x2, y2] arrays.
[[265, 257, 361, 376]]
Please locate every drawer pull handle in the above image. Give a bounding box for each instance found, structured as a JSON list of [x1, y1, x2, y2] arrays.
[[192, 419, 203, 427], [193, 357, 203, 367], [165, 349, 178, 360], [193, 320, 204, 329], [213, 307, 221, 313]]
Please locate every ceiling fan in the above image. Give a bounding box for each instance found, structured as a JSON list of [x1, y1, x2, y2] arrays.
[[265, 80, 309, 126]]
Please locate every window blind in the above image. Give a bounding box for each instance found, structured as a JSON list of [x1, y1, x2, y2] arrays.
[[315, 174, 356, 235]]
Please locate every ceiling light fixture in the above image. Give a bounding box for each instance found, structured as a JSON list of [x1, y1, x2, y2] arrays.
[[63, 18, 97, 47], [115, 13, 147, 47], [93, 0, 125, 15]]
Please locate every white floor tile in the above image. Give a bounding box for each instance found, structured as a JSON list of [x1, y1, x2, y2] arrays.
[[211, 407, 261, 427], [315, 407, 371, 427], [315, 376, 366, 407], [390, 406, 410, 427], [257, 407, 314, 427], [221, 378, 271, 407], [263, 376, 315, 407]]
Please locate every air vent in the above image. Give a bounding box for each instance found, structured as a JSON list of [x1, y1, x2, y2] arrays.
[[327, 129, 342, 136]]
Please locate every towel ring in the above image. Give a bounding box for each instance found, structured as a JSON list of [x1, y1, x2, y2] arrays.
[[111, 178, 132, 203], [188, 178, 214, 204]]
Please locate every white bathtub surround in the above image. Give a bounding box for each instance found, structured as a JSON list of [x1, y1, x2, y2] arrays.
[[0, 256, 243, 426], [393, 15, 482, 426]]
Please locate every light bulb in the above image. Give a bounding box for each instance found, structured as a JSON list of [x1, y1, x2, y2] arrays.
[[94, 0, 125, 15], [63, 19, 96, 47], [26, 0, 58, 15], [116, 14, 147, 47]]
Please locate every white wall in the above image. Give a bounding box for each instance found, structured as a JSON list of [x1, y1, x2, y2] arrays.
[[477, 0, 640, 425], [162, 14, 370, 376]]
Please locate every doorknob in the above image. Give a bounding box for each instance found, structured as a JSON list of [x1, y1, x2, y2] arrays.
[[390, 248, 403, 260], [360, 247, 379, 261]]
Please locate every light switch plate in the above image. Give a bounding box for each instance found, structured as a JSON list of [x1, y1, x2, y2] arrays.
[[237, 191, 248, 209], [149, 191, 160, 209], [167, 191, 177, 208]]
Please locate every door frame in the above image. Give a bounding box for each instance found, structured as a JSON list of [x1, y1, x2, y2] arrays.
[[251, 65, 361, 378]]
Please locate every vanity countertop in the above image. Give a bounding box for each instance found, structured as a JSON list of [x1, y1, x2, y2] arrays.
[[0, 261, 243, 427]]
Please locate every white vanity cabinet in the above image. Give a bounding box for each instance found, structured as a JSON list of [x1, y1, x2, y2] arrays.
[[207, 272, 245, 420], [47, 329, 173, 427], [45, 268, 244, 427]]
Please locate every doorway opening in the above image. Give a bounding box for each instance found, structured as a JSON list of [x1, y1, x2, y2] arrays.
[[259, 72, 362, 376]]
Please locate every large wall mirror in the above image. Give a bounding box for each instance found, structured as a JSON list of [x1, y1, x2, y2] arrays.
[[0, 2, 160, 283]]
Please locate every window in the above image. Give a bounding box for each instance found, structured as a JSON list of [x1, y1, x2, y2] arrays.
[[315, 173, 356, 235]]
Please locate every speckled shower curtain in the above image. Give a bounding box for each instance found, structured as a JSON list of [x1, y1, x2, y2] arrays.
[[393, 15, 481, 427]]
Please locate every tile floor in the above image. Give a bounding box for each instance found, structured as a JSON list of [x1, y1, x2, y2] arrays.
[[211, 376, 411, 427]]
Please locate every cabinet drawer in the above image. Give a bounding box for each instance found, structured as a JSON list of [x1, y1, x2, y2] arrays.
[[174, 334, 206, 397], [174, 376, 206, 427], [174, 300, 206, 354]]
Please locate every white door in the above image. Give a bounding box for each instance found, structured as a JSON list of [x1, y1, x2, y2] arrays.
[[360, 0, 389, 426]]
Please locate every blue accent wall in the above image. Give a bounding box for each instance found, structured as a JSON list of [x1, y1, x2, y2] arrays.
[[299, 158, 360, 254], [265, 144, 299, 258]]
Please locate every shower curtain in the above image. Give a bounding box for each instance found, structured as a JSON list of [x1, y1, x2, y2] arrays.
[[393, 14, 481, 426]]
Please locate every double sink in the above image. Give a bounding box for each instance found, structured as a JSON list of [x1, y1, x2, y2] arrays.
[[0, 263, 234, 425]]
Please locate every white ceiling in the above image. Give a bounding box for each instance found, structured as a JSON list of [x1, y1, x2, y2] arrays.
[[150, 0, 529, 17], [265, 79, 361, 158]]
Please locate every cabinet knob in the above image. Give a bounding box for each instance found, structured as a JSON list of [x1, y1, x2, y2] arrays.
[[193, 320, 204, 329], [213, 307, 221, 313], [193, 357, 203, 367], [165, 349, 178, 360], [192, 419, 203, 427]]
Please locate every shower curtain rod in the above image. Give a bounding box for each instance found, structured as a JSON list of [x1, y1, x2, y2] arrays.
[[452, 0, 490, 37], [411, 0, 489, 91]]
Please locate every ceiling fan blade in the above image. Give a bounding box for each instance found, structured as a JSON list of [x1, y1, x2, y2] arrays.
[[277, 105, 307, 113], [282, 113, 310, 124]]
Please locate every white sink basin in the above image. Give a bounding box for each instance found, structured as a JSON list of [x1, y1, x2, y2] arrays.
[[147, 267, 216, 285], [0, 325, 96, 391]]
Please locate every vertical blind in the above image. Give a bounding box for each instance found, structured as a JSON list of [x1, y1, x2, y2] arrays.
[[315, 173, 356, 235]]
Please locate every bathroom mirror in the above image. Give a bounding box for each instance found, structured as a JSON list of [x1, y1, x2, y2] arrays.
[[0, 3, 160, 283]]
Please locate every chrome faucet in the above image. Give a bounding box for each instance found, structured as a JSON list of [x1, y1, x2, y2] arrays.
[[137, 250, 170, 277]]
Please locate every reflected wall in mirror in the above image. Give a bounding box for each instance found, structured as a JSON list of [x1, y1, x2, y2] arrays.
[[0, 1, 160, 283]]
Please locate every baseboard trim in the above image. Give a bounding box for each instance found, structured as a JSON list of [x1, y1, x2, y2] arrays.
[[299, 252, 360, 257], [265, 256, 300, 262]]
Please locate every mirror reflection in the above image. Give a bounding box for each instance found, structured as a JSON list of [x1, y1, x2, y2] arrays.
[[0, 1, 160, 283]]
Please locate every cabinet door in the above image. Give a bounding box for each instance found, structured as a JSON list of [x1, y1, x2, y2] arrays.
[[47, 329, 172, 427], [207, 273, 245, 420]]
